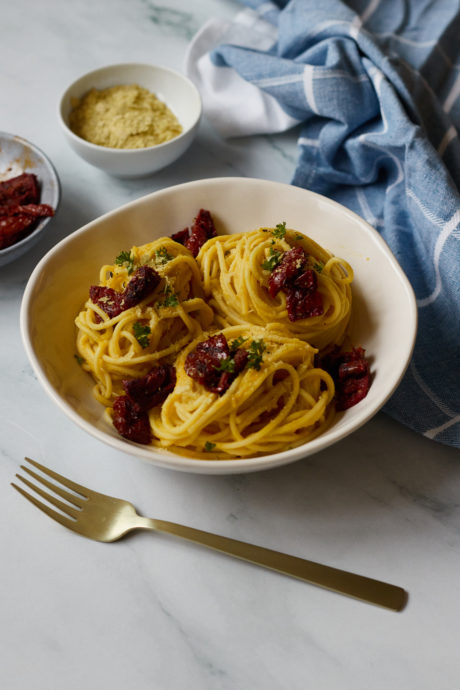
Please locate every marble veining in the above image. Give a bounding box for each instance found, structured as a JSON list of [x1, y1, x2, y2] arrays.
[[1, 1, 460, 689]]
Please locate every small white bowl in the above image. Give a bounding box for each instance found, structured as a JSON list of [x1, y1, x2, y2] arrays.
[[20, 178, 417, 474], [0, 132, 60, 266], [58, 63, 202, 177]]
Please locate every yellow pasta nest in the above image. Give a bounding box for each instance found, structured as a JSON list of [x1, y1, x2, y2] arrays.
[[75, 237, 213, 406], [198, 227, 353, 351], [146, 325, 335, 458], [75, 224, 358, 459]]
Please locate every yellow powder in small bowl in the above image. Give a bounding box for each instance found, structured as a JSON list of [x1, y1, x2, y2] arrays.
[[68, 84, 183, 149]]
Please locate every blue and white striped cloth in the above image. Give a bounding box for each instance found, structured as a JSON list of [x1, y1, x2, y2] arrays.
[[186, 0, 460, 448]]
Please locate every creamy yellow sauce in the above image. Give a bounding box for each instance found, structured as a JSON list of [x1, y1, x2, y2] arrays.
[[69, 84, 182, 149]]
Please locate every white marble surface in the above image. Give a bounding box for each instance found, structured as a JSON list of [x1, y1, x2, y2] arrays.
[[1, 1, 460, 688]]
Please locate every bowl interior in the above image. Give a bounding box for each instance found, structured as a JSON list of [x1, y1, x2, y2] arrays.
[[21, 178, 417, 474], [0, 132, 60, 264], [59, 63, 201, 144]]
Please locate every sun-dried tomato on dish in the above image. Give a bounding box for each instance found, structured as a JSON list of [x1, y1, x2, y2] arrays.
[[122, 364, 176, 410], [0, 173, 54, 250], [0, 213, 37, 249], [171, 208, 217, 257], [121, 265, 161, 310], [89, 265, 160, 318], [267, 246, 323, 321], [320, 346, 371, 410], [112, 396, 152, 444], [286, 278, 324, 321], [112, 364, 177, 445], [89, 286, 123, 318], [0, 172, 39, 206], [0, 202, 54, 218], [268, 246, 305, 298], [185, 333, 248, 395]]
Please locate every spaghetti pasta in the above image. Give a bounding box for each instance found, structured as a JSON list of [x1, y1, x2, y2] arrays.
[[75, 216, 369, 459], [147, 325, 335, 458], [198, 226, 353, 351], [75, 237, 213, 406]]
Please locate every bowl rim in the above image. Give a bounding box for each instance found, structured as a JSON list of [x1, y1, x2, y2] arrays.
[[20, 177, 418, 474], [0, 131, 61, 257], [57, 62, 202, 154]]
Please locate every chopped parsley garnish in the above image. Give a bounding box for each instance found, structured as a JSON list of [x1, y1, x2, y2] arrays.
[[272, 222, 287, 240], [313, 262, 323, 273], [115, 250, 135, 275], [294, 233, 303, 241], [155, 247, 174, 265], [204, 441, 216, 452], [215, 357, 236, 373], [157, 281, 179, 308], [247, 339, 267, 370], [133, 321, 151, 349], [74, 354, 84, 366], [262, 246, 283, 272], [229, 336, 247, 354]]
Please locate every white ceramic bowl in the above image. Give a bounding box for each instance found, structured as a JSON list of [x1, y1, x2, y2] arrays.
[[20, 177, 417, 474], [0, 132, 60, 266], [58, 63, 202, 177]]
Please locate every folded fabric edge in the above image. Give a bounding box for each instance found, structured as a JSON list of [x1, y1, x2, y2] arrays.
[[184, 17, 301, 138]]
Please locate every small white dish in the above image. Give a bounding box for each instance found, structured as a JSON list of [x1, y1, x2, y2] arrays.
[[20, 177, 417, 474], [58, 63, 202, 177], [0, 132, 60, 266]]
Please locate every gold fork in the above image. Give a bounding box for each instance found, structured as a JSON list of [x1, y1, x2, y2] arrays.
[[12, 457, 407, 611]]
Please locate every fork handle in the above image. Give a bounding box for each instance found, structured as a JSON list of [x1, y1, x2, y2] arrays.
[[140, 518, 406, 611]]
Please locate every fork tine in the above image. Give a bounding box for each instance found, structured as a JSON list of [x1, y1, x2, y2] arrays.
[[11, 482, 77, 529], [24, 457, 90, 498], [15, 474, 80, 520], [20, 465, 85, 508]]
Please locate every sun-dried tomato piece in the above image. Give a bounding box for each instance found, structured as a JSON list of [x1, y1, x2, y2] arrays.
[[170, 227, 190, 245], [338, 359, 368, 379], [185, 334, 229, 385], [0, 202, 54, 218], [112, 396, 152, 444], [0, 213, 37, 249], [294, 269, 317, 291], [89, 285, 123, 318], [123, 364, 176, 409], [171, 209, 217, 257], [121, 265, 160, 310], [233, 347, 249, 372], [186, 209, 217, 256], [212, 371, 233, 396], [286, 285, 324, 321], [0, 172, 39, 206], [320, 347, 371, 411], [196, 333, 229, 361], [268, 246, 306, 297], [273, 369, 289, 383], [185, 333, 248, 395], [89, 266, 160, 319], [183, 225, 209, 258], [267, 246, 323, 321]]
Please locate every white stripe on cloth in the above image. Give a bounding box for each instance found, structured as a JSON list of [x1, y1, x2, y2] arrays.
[[443, 73, 460, 114], [254, 73, 306, 88], [408, 202, 460, 308], [410, 361, 460, 440], [438, 126, 458, 157], [358, 0, 382, 27], [355, 188, 384, 227], [424, 415, 460, 440], [303, 65, 319, 115]]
